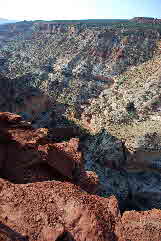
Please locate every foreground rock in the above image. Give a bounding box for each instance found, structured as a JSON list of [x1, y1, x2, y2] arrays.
[[0, 178, 121, 241], [116, 209, 161, 241], [0, 178, 160, 241], [0, 112, 99, 194], [0, 113, 79, 181], [0, 112, 161, 240]]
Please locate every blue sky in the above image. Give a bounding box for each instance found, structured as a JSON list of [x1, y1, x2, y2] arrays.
[[1, 0, 161, 20]]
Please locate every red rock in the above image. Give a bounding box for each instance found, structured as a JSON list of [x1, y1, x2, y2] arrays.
[[75, 170, 100, 194], [0, 112, 161, 241], [47, 138, 82, 179], [116, 209, 161, 241], [0, 112, 83, 183], [0, 179, 121, 241], [40, 224, 65, 241], [0, 112, 22, 126]]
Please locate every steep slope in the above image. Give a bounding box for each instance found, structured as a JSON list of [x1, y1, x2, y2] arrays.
[[0, 21, 161, 213], [83, 43, 161, 140], [0, 22, 160, 112]]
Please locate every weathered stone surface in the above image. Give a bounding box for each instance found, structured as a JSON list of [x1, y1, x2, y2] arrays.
[[0, 112, 83, 183], [116, 209, 161, 241], [0, 113, 161, 240], [72, 167, 100, 194], [0, 179, 121, 241], [0, 112, 23, 126], [47, 138, 82, 179]]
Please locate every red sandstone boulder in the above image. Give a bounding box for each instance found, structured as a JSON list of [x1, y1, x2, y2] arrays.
[[0, 112, 161, 240], [0, 179, 121, 241], [74, 170, 100, 194], [0, 112, 100, 194], [116, 209, 161, 241], [0, 112, 99, 193], [0, 112, 83, 183], [47, 138, 82, 179], [3, 136, 82, 183]]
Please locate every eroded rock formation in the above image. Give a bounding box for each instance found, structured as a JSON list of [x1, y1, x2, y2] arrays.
[[0, 112, 98, 193], [0, 178, 121, 241], [0, 112, 161, 241], [116, 209, 161, 241]]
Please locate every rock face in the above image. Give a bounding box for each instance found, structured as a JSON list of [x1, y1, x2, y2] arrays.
[[0, 112, 98, 194], [0, 17, 161, 240], [1, 23, 160, 119], [0, 112, 79, 182], [2, 111, 160, 213], [82, 129, 129, 202], [80, 128, 161, 211], [116, 209, 161, 241], [0, 179, 121, 241], [0, 74, 56, 128], [0, 112, 161, 241]]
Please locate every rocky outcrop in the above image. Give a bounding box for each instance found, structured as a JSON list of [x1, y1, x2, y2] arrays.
[[1, 177, 161, 240], [0, 112, 80, 181], [0, 178, 121, 241], [0, 112, 161, 240], [116, 209, 161, 241], [0, 112, 98, 194]]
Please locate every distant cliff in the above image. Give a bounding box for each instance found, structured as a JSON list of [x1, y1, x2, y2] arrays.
[[130, 17, 161, 24]]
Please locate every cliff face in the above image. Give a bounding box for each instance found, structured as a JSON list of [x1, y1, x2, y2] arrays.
[[130, 17, 161, 24], [1, 25, 159, 79]]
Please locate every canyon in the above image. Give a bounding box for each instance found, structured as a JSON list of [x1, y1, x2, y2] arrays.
[[0, 18, 161, 240]]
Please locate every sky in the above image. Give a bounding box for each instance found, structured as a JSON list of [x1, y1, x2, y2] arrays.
[[0, 0, 161, 21]]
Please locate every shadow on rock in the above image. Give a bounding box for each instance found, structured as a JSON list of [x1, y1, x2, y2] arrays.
[[0, 222, 29, 241]]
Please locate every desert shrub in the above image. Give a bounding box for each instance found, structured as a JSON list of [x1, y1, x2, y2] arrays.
[[126, 102, 136, 113]]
